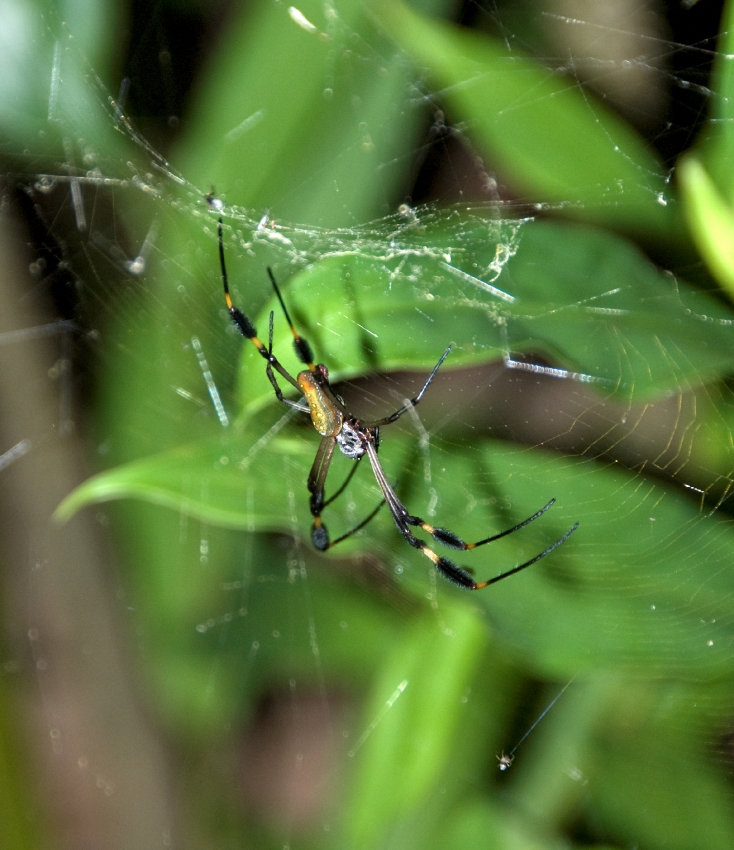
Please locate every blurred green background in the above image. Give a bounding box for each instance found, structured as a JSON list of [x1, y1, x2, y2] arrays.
[[3, 1, 734, 848]]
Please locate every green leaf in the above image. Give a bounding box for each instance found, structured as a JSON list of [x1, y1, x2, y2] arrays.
[[55, 412, 315, 530], [0, 0, 129, 162], [694, 0, 734, 201], [498, 221, 734, 398], [507, 676, 614, 824], [458, 441, 734, 680], [507, 675, 734, 850], [58, 407, 734, 680], [678, 153, 734, 299], [346, 602, 488, 848], [230, 217, 734, 420], [175, 0, 449, 227], [435, 797, 588, 850], [592, 695, 734, 850], [370, 0, 675, 237]]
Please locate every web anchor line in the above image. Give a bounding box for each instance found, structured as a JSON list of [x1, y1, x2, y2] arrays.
[[503, 353, 622, 390], [499, 323, 624, 390], [497, 674, 577, 771]]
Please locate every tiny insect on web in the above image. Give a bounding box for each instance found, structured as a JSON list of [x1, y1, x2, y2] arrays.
[[217, 218, 578, 589], [496, 674, 578, 771]]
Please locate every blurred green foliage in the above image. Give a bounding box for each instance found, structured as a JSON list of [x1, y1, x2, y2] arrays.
[[8, 0, 734, 847]]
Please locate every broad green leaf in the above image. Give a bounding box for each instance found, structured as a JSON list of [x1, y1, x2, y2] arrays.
[[56, 413, 314, 530], [460, 441, 734, 680], [58, 404, 734, 680], [435, 798, 588, 850], [695, 0, 734, 200], [498, 221, 734, 397], [508, 675, 734, 850], [592, 698, 734, 850], [678, 153, 734, 298], [135, 541, 406, 736], [508, 676, 614, 824], [228, 217, 734, 421], [175, 0, 451, 227], [346, 602, 488, 848], [369, 0, 675, 237]]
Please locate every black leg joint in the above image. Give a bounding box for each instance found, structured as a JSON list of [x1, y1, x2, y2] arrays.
[[405, 533, 423, 550]]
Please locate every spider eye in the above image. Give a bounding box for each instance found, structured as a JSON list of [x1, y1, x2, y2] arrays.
[[316, 364, 329, 381]]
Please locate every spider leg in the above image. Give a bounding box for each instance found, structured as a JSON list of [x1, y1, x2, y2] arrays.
[[467, 524, 579, 590], [368, 345, 451, 428], [267, 267, 315, 368], [414, 499, 558, 552], [322, 455, 363, 509], [364, 441, 577, 590], [308, 436, 337, 550], [307, 443, 386, 550], [218, 218, 302, 393], [322, 457, 387, 548], [325, 498, 386, 549], [262, 309, 308, 411]]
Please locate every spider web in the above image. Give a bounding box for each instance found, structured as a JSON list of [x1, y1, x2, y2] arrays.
[[2, 1, 734, 849]]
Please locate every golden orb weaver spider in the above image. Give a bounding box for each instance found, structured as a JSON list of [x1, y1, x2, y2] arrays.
[[218, 219, 578, 589]]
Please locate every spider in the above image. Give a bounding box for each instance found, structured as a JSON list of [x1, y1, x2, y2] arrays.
[[497, 752, 515, 771], [217, 219, 578, 590]]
